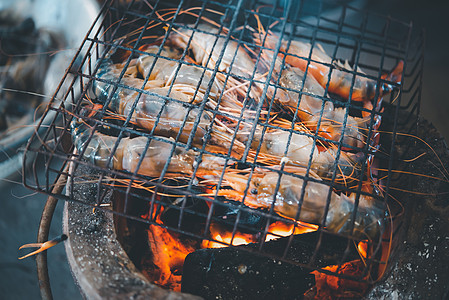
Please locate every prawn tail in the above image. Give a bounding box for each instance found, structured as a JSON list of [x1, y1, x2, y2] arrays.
[[70, 116, 94, 161], [70, 104, 100, 151], [70, 104, 119, 169], [327, 193, 387, 242]]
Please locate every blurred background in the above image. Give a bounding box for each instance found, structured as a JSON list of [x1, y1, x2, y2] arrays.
[[0, 0, 447, 299], [368, 0, 449, 140]]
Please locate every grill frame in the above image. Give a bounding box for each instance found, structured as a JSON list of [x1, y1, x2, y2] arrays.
[[23, 0, 424, 289]]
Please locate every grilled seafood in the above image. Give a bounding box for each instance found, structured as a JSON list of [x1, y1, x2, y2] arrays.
[[250, 130, 363, 180], [262, 34, 403, 102], [121, 90, 214, 146], [71, 108, 382, 239], [89, 54, 142, 103], [97, 65, 364, 181], [277, 67, 368, 148], [70, 112, 226, 178], [257, 46, 371, 148], [234, 119, 362, 180], [90, 44, 208, 102], [221, 168, 385, 240], [93, 74, 361, 181], [169, 24, 256, 78], [96, 86, 235, 148], [90, 58, 213, 109], [136, 45, 222, 99], [68, 18, 396, 246], [90, 44, 246, 117], [88, 52, 236, 148], [168, 24, 266, 105]]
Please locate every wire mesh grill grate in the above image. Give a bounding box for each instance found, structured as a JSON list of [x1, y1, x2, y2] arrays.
[[23, 0, 424, 288]]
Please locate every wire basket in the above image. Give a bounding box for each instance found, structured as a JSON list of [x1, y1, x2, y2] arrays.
[[23, 0, 424, 292]]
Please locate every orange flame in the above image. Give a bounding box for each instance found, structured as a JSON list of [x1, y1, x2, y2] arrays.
[[142, 202, 380, 297], [357, 240, 369, 259], [202, 221, 319, 249], [144, 224, 196, 291], [142, 205, 196, 291], [310, 261, 370, 298], [266, 221, 318, 241], [202, 224, 258, 248]]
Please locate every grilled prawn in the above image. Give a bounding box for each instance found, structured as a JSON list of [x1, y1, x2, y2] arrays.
[[168, 24, 267, 104], [136, 45, 222, 99], [70, 112, 226, 178], [169, 24, 256, 78], [258, 44, 370, 148], [252, 130, 363, 180], [277, 67, 368, 148], [221, 169, 385, 240], [90, 47, 214, 106], [262, 34, 403, 102], [88, 53, 237, 148], [102, 86, 234, 148], [233, 119, 362, 180]]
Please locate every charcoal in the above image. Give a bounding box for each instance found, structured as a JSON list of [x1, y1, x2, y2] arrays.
[[258, 231, 361, 266], [182, 231, 361, 299], [181, 247, 314, 300], [212, 200, 267, 233], [159, 198, 209, 233]]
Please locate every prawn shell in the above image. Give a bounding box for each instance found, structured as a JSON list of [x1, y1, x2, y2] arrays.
[[170, 24, 255, 78], [89, 59, 140, 109], [121, 137, 195, 177], [120, 92, 212, 146], [279, 67, 334, 120], [137, 55, 220, 98], [248, 172, 385, 239], [254, 173, 332, 224]]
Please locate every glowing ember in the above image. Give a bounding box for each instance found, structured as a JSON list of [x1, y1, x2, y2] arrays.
[[143, 224, 196, 291], [202, 221, 319, 248], [357, 240, 369, 259], [203, 234, 253, 248], [202, 224, 258, 248], [309, 261, 370, 299], [266, 221, 318, 241]]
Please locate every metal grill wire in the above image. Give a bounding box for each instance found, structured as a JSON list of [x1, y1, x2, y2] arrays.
[[22, 0, 421, 284]]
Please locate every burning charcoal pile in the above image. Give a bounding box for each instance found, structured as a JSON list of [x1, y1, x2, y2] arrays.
[[23, 0, 426, 298], [0, 11, 63, 138]]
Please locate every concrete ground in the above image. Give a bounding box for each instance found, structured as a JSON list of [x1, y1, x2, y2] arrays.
[[0, 168, 81, 299], [0, 0, 448, 299]]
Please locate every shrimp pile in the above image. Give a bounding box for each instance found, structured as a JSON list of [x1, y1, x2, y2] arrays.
[[71, 17, 404, 243]]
